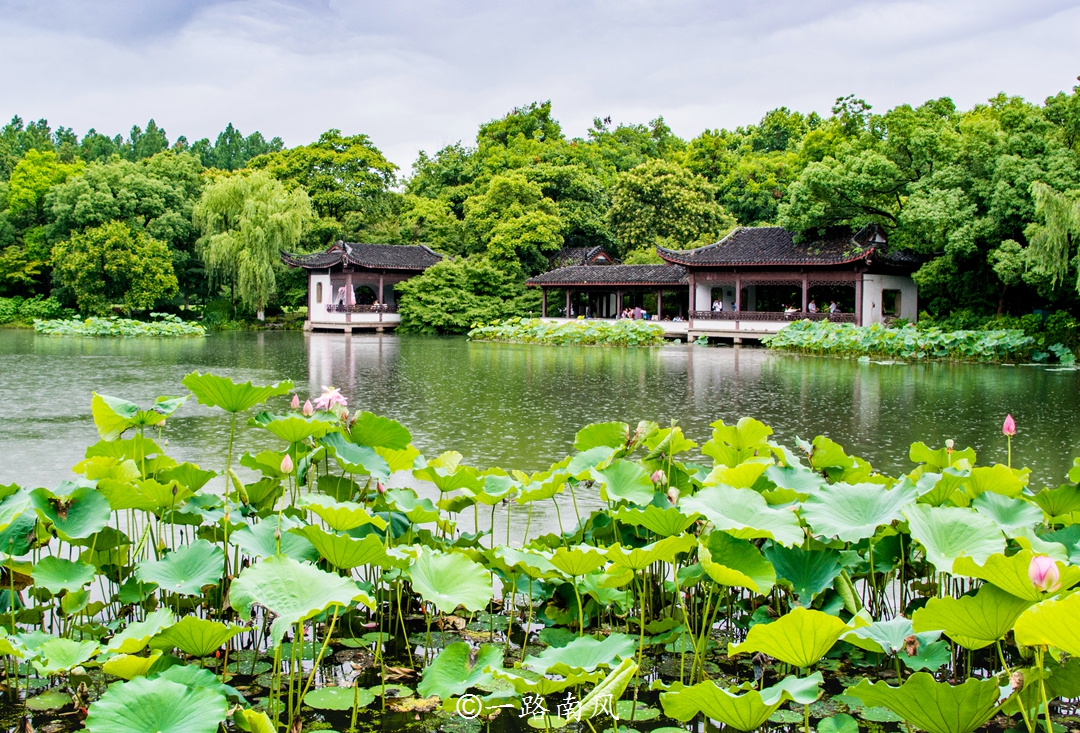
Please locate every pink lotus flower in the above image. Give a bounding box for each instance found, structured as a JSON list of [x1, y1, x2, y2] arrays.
[[291, 394, 300, 410], [302, 399, 314, 417], [280, 453, 294, 474], [314, 386, 347, 411], [1003, 414, 1016, 436], [376, 481, 386, 495], [1029, 555, 1061, 592], [651, 470, 666, 485]]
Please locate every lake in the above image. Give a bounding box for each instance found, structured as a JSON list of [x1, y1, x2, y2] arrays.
[[2, 328, 1078, 495]]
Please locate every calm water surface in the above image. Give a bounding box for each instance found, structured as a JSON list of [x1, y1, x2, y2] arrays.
[[1, 329, 1078, 493]]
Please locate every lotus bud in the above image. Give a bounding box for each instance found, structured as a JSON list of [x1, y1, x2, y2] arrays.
[[1003, 414, 1016, 436], [280, 454, 294, 474], [945, 439, 954, 451], [302, 399, 314, 417], [1010, 670, 1024, 691], [1028, 554, 1061, 592], [666, 487, 679, 505], [291, 394, 300, 410], [377, 481, 386, 495], [274, 528, 281, 541], [903, 634, 919, 657], [651, 469, 666, 485]]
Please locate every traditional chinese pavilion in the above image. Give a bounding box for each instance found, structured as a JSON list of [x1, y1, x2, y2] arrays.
[[281, 242, 442, 331]]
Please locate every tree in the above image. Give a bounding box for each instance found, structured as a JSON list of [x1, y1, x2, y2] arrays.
[[395, 256, 540, 334], [6, 150, 83, 227], [193, 171, 313, 319], [51, 221, 177, 315], [608, 159, 733, 256], [463, 173, 562, 271], [186, 123, 284, 171], [1026, 181, 1080, 292]]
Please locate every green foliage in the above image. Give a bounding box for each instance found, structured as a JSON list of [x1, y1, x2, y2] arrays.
[[0, 295, 71, 324], [468, 317, 665, 346], [34, 313, 205, 337]]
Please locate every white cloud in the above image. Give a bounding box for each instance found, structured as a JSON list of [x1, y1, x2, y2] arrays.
[[1, 0, 1078, 171]]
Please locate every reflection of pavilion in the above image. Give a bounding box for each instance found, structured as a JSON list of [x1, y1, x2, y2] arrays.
[[282, 242, 441, 332], [527, 225, 921, 341], [306, 332, 399, 398]]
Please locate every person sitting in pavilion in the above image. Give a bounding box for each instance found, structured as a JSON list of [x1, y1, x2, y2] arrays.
[[807, 299, 818, 313]]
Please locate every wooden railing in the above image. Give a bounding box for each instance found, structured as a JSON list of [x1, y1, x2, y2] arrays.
[[690, 311, 856, 323], [326, 304, 397, 314]]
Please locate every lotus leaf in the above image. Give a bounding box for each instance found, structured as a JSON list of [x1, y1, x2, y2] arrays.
[[412, 458, 481, 492], [659, 672, 823, 729], [966, 464, 1025, 499], [157, 463, 216, 492], [567, 446, 617, 476], [903, 504, 1005, 574], [493, 546, 558, 578], [231, 514, 318, 562], [386, 488, 442, 523], [765, 463, 827, 496], [305, 685, 377, 710], [802, 482, 916, 543], [971, 491, 1043, 534], [1032, 483, 1080, 518], [680, 485, 803, 546], [417, 642, 503, 699], [574, 422, 629, 451], [350, 411, 412, 449], [0, 488, 30, 534], [763, 544, 842, 603], [571, 656, 639, 721], [323, 432, 391, 478], [154, 664, 244, 705], [910, 442, 976, 472], [230, 554, 369, 645], [86, 676, 228, 733], [644, 425, 697, 459], [31, 486, 111, 539], [34, 638, 100, 675], [107, 608, 177, 654], [181, 372, 293, 414], [152, 616, 244, 657], [103, 652, 162, 680], [32, 556, 95, 595], [90, 393, 188, 441], [523, 633, 637, 675], [25, 690, 73, 711], [843, 616, 939, 655], [376, 444, 421, 473], [614, 505, 698, 537], [606, 534, 696, 571], [846, 673, 1005, 733], [912, 583, 1032, 649], [728, 607, 849, 667], [492, 666, 604, 696], [953, 550, 1080, 600], [407, 548, 493, 614], [702, 461, 770, 489], [136, 540, 224, 596], [592, 460, 655, 505], [1014, 591, 1080, 656], [699, 531, 776, 594], [234, 709, 276, 733], [298, 493, 386, 531], [292, 526, 393, 569], [819, 713, 859, 733]]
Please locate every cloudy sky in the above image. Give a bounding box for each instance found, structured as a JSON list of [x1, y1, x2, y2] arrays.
[[2, 0, 1079, 171]]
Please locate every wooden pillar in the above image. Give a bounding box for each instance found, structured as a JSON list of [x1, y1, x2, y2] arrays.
[[801, 273, 809, 314], [565, 289, 571, 318], [656, 290, 663, 320], [735, 273, 742, 312], [345, 269, 353, 324], [855, 276, 863, 326], [616, 290, 623, 316], [378, 272, 385, 323], [688, 272, 696, 329], [541, 289, 547, 318]]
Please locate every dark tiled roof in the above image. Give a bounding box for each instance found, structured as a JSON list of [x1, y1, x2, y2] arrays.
[[527, 264, 688, 287], [549, 246, 617, 267], [657, 225, 899, 268], [281, 242, 443, 271]]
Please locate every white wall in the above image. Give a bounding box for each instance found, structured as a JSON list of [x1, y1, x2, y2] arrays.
[[694, 282, 712, 312], [861, 274, 918, 324], [308, 272, 342, 323]]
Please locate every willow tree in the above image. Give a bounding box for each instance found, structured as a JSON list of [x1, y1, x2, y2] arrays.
[[1028, 181, 1080, 293], [193, 171, 313, 319]]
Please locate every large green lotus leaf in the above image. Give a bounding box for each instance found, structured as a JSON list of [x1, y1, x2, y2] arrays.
[[680, 485, 803, 546], [291, 526, 392, 569], [85, 676, 228, 733], [702, 461, 770, 489], [322, 432, 391, 478], [232, 515, 318, 562], [492, 666, 605, 696], [34, 638, 100, 675], [152, 616, 244, 657], [91, 393, 188, 441], [549, 546, 608, 577], [591, 460, 654, 506], [233, 709, 276, 733], [644, 425, 698, 460], [764, 464, 827, 498], [903, 504, 1005, 574], [31, 486, 111, 539], [376, 444, 421, 473], [763, 544, 842, 603], [181, 372, 293, 414], [606, 534, 696, 571], [614, 505, 699, 537], [699, 531, 776, 594], [971, 492, 1042, 535], [350, 411, 412, 450], [297, 494, 386, 532], [966, 464, 1025, 499], [157, 463, 216, 492], [1014, 592, 1080, 656], [103, 652, 162, 681], [522, 633, 636, 676], [710, 417, 773, 451], [802, 482, 915, 543], [407, 548, 492, 615], [492, 546, 558, 579], [1032, 484, 1080, 519], [912, 583, 1033, 650], [846, 673, 1004, 733], [32, 556, 96, 595], [572, 656, 639, 721], [842, 617, 938, 655], [304, 685, 376, 710], [0, 488, 30, 534], [567, 446, 616, 476], [660, 672, 823, 729], [574, 422, 629, 451], [230, 554, 369, 645], [154, 664, 244, 705], [417, 642, 503, 699], [729, 607, 849, 667], [261, 414, 336, 444], [910, 442, 977, 472], [953, 550, 1080, 600], [386, 489, 442, 523], [107, 608, 177, 654], [916, 469, 971, 507], [124, 479, 195, 514], [136, 540, 225, 596]]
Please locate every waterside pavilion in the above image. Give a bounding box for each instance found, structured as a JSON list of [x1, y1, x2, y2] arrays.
[[281, 242, 442, 332]]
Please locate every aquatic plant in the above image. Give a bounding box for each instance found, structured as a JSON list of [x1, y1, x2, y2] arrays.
[[0, 380, 1079, 732], [468, 316, 666, 346], [34, 313, 206, 337]]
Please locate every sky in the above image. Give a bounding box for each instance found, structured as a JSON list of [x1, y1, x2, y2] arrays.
[[2, 0, 1080, 172]]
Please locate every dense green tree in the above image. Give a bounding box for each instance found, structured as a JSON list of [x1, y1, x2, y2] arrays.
[[6, 150, 83, 228], [51, 220, 178, 314], [185, 123, 284, 171], [193, 171, 313, 318], [463, 173, 563, 271]]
